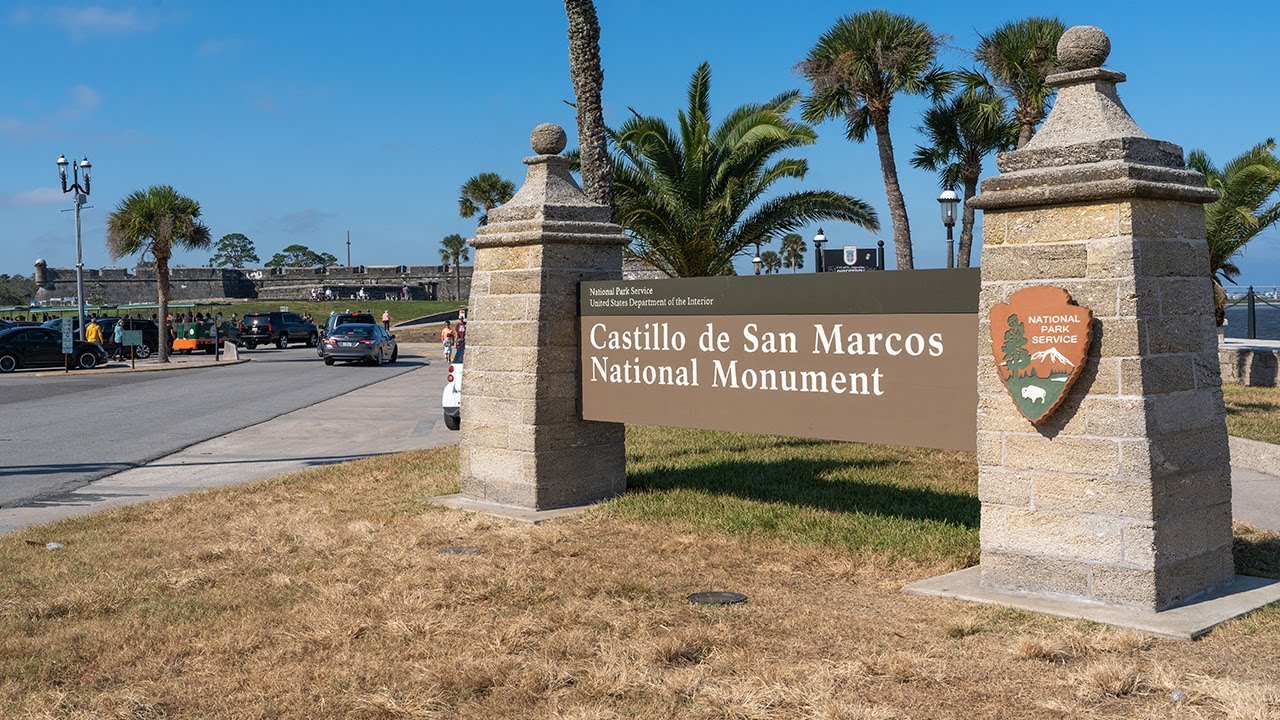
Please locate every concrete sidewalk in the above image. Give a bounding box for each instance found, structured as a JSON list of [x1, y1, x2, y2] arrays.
[[2, 360, 454, 534], [34, 351, 250, 377]]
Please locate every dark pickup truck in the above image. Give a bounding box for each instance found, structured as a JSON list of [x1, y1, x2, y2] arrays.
[[238, 311, 318, 349]]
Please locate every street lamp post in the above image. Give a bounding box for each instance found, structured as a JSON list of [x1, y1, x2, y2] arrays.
[[57, 154, 92, 340], [752, 242, 762, 275], [813, 228, 826, 273], [938, 188, 959, 269]]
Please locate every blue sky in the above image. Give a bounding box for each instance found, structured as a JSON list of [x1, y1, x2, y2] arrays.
[[2, 1, 1277, 286]]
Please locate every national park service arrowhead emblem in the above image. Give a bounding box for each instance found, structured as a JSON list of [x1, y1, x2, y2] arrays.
[[990, 286, 1094, 424]]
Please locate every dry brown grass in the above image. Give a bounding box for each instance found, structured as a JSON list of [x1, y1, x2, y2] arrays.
[[2, 431, 1279, 718]]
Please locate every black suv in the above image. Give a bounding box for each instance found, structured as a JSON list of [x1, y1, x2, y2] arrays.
[[239, 312, 317, 349]]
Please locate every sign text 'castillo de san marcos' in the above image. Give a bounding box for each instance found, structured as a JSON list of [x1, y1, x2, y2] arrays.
[[580, 270, 979, 451]]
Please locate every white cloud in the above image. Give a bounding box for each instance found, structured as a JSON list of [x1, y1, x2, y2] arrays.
[[1, 187, 65, 207], [198, 37, 242, 57], [0, 85, 102, 139], [69, 84, 100, 111], [10, 5, 157, 37]]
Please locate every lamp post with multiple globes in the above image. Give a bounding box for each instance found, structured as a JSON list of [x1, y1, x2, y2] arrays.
[[56, 154, 92, 340]]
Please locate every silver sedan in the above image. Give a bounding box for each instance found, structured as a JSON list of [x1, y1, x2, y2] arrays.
[[320, 323, 399, 366]]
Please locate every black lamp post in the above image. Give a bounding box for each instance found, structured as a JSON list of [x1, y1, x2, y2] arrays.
[[57, 154, 92, 340], [813, 227, 826, 273], [752, 242, 762, 275], [938, 188, 959, 269]]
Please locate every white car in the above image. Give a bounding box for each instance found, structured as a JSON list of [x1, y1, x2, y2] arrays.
[[441, 342, 463, 431]]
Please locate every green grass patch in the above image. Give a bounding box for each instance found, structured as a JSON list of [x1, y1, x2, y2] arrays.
[[1223, 384, 1280, 445], [609, 425, 979, 564], [225, 299, 464, 322]]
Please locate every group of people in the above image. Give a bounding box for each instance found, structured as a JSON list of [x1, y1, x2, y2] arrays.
[[308, 287, 414, 301], [84, 315, 151, 361], [440, 318, 466, 360]]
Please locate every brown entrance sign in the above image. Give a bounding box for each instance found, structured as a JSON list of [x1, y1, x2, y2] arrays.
[[580, 270, 980, 451], [989, 286, 1093, 424]]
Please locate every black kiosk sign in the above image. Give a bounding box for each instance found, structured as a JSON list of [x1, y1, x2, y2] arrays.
[[579, 270, 979, 451]]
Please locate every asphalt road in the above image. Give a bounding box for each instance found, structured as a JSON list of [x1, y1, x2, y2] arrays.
[[0, 345, 432, 508]]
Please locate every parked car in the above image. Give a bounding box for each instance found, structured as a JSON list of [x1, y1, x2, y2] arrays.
[[41, 317, 160, 358], [441, 341, 463, 431], [0, 320, 12, 333], [0, 326, 107, 372], [98, 317, 160, 359], [238, 311, 317, 350], [320, 323, 398, 366]]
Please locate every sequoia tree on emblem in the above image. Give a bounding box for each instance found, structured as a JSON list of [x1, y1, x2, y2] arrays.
[[989, 286, 1093, 424]]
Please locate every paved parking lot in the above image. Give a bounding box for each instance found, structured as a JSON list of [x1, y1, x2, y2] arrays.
[[0, 344, 437, 511], [0, 354, 453, 533]]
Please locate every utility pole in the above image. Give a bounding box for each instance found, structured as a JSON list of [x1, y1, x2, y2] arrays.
[[346, 230, 351, 267]]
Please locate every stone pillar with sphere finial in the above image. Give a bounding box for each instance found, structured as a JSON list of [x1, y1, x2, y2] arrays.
[[908, 26, 1280, 636], [449, 123, 627, 514]]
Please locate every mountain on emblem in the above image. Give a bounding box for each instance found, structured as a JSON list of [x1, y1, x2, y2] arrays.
[[989, 286, 1093, 424], [1029, 347, 1075, 368]]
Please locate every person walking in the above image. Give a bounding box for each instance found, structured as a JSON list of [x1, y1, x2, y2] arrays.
[[440, 320, 454, 360], [381, 309, 391, 331], [111, 317, 126, 361], [454, 318, 466, 347], [85, 317, 103, 346]]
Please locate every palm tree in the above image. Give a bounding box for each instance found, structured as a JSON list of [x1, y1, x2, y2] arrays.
[[760, 251, 782, 274], [780, 233, 807, 272], [612, 62, 878, 278], [564, 0, 613, 217], [1187, 139, 1280, 324], [911, 88, 1017, 267], [800, 10, 951, 271], [106, 186, 211, 363], [966, 17, 1065, 148], [439, 233, 470, 301], [458, 173, 516, 225]]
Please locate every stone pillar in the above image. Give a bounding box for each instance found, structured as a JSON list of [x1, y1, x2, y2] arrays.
[[457, 123, 627, 511], [969, 27, 1231, 610]]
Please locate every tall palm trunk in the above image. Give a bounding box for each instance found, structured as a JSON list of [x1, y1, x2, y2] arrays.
[[454, 259, 461, 301], [958, 176, 979, 268], [1213, 280, 1227, 327], [565, 0, 613, 218], [156, 256, 171, 364], [1016, 123, 1035, 149], [871, 112, 913, 270]]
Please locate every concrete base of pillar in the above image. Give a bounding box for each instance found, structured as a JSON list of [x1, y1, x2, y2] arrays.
[[423, 493, 603, 525], [904, 566, 1280, 640]]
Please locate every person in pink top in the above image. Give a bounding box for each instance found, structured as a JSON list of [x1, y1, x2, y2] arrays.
[[381, 310, 391, 331]]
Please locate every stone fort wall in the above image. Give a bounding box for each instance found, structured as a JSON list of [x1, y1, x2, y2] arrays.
[[32, 261, 472, 305]]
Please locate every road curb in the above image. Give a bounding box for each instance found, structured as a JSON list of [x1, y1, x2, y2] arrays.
[[34, 357, 252, 378]]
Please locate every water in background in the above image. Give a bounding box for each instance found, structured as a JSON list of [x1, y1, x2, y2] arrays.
[[1224, 303, 1280, 340]]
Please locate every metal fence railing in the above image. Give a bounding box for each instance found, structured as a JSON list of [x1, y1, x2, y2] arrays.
[[1224, 286, 1280, 340]]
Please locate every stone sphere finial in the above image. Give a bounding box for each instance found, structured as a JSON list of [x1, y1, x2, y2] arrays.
[[1057, 26, 1110, 71], [530, 123, 567, 155]]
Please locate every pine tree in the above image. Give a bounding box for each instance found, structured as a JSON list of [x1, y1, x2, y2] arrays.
[[1002, 314, 1030, 377]]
